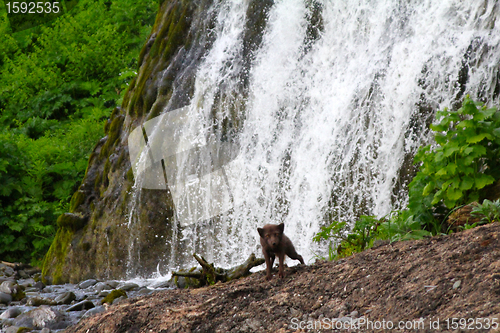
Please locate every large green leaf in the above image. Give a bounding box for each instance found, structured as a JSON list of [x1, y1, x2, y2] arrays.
[[459, 176, 474, 190], [475, 174, 495, 189]]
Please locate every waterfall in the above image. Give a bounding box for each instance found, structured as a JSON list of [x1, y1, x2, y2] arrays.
[[128, 0, 500, 274]]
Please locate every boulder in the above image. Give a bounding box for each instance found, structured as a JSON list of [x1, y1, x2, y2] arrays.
[[67, 300, 95, 312], [0, 291, 12, 305], [0, 307, 23, 319], [14, 306, 66, 330], [101, 289, 127, 305], [54, 291, 76, 305], [78, 279, 98, 289]]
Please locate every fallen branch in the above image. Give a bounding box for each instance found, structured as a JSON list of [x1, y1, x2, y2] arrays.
[[172, 253, 265, 288]]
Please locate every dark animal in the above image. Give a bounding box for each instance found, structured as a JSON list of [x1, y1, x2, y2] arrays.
[[257, 223, 304, 280]]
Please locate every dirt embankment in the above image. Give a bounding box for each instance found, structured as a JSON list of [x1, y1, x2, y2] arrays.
[[65, 223, 500, 333]]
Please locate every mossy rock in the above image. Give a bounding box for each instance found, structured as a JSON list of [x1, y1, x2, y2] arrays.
[[15, 328, 31, 333], [69, 190, 86, 213], [12, 289, 26, 301], [101, 289, 127, 304], [56, 213, 87, 231], [41, 227, 75, 285]]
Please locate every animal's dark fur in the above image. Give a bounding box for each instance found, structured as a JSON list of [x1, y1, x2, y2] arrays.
[[257, 223, 304, 280]]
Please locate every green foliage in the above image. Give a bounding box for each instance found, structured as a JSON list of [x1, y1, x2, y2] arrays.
[[314, 211, 432, 260], [0, 0, 157, 265], [459, 222, 478, 231], [313, 220, 347, 260], [313, 215, 380, 259], [377, 210, 431, 242], [409, 97, 500, 228], [471, 199, 500, 224], [0, 109, 107, 265]]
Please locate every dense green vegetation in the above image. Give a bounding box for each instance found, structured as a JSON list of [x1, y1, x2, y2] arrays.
[[0, 0, 157, 265], [315, 97, 500, 260]]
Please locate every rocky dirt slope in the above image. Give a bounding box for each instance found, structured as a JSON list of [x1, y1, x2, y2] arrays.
[[65, 223, 500, 332]]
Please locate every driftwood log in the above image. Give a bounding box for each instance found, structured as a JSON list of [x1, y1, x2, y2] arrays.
[[172, 253, 264, 288]]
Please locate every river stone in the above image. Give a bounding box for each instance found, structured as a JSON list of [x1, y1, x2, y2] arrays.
[[4, 326, 30, 333], [78, 279, 98, 289], [82, 305, 106, 318], [19, 278, 36, 288], [98, 290, 110, 297], [67, 300, 95, 311], [105, 281, 120, 289], [136, 288, 152, 296], [150, 280, 175, 289], [54, 291, 76, 305], [0, 266, 15, 277], [0, 281, 17, 294], [112, 296, 127, 305], [101, 289, 127, 305], [117, 282, 139, 291], [33, 281, 46, 290], [0, 307, 22, 319], [26, 296, 57, 306], [14, 305, 65, 330], [94, 282, 112, 293], [0, 292, 12, 304]]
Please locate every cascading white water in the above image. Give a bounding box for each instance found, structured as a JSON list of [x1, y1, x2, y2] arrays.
[[129, 0, 500, 274]]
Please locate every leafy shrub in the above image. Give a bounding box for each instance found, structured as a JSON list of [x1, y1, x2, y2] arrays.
[[377, 210, 431, 242], [471, 199, 500, 224], [0, 0, 157, 265], [409, 97, 500, 232], [314, 211, 431, 260]]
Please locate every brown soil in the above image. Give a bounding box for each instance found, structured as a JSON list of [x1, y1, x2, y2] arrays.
[[64, 223, 500, 333]]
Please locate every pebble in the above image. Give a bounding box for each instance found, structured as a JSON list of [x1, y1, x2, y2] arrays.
[[67, 300, 95, 312], [14, 306, 65, 330], [33, 281, 46, 290], [4, 326, 25, 333], [453, 280, 461, 290], [19, 278, 35, 288], [55, 291, 76, 305], [112, 296, 127, 305], [0, 307, 22, 319], [26, 296, 57, 306], [117, 282, 139, 291], [106, 281, 120, 289], [82, 305, 106, 318], [94, 282, 112, 293], [0, 292, 12, 305], [0, 281, 17, 294], [99, 290, 110, 297], [78, 279, 98, 289]]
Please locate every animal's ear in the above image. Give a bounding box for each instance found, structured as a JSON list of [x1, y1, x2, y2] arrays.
[[258, 228, 265, 238], [278, 223, 284, 233]]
